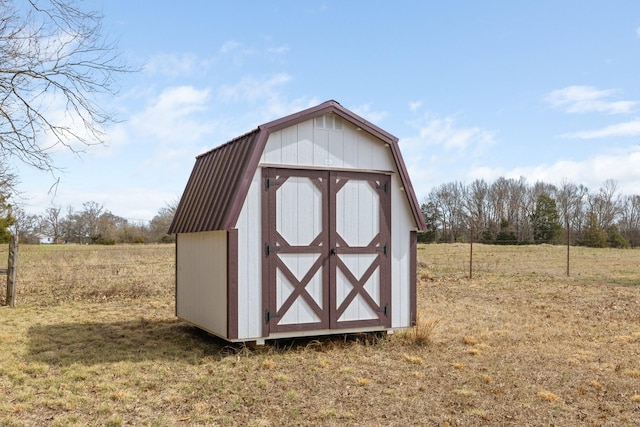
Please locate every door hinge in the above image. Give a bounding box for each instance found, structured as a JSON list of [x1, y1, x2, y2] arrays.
[[376, 303, 389, 317], [265, 177, 281, 190], [264, 243, 281, 257], [376, 181, 388, 193], [375, 244, 388, 256], [265, 309, 281, 324]]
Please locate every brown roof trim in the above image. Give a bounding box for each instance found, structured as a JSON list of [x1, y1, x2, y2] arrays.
[[169, 100, 427, 234], [260, 100, 398, 144], [388, 140, 427, 231]]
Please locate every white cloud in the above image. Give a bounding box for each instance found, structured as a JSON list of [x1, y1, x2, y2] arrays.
[[32, 91, 100, 154], [131, 86, 216, 143], [561, 119, 640, 139], [636, 26, 640, 38], [399, 115, 497, 200], [268, 45, 290, 55], [219, 40, 243, 54], [144, 53, 204, 78], [217, 74, 291, 103], [545, 85, 636, 114], [409, 101, 422, 112], [408, 115, 496, 153], [218, 40, 257, 66], [351, 103, 388, 123], [467, 148, 640, 196]]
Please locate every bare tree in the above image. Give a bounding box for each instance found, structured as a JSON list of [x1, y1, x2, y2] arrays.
[[0, 0, 133, 174], [465, 179, 489, 239], [149, 200, 178, 243], [43, 205, 62, 243], [7, 204, 39, 243], [588, 179, 622, 230], [619, 195, 640, 246], [556, 180, 588, 244]]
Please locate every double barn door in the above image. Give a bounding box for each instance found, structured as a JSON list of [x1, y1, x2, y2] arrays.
[[262, 168, 391, 335]]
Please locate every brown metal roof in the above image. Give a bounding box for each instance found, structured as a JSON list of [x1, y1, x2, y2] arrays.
[[169, 100, 427, 234]]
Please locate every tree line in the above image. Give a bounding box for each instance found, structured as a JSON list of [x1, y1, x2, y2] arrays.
[[421, 177, 640, 248], [3, 200, 176, 245]]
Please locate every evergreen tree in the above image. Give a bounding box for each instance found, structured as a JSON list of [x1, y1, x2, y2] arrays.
[[606, 225, 630, 249], [530, 194, 562, 244], [580, 212, 608, 248], [495, 219, 517, 244], [419, 201, 439, 243], [0, 195, 15, 243]]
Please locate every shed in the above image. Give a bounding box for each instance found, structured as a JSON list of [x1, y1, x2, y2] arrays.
[[169, 100, 426, 343]]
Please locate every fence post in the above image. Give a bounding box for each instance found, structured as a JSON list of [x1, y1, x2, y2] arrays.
[[469, 233, 473, 280], [6, 235, 18, 307]]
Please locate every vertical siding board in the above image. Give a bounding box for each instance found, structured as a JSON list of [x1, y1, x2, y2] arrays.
[[410, 230, 417, 327], [371, 140, 391, 171], [390, 174, 415, 328], [236, 169, 262, 340], [227, 228, 239, 339], [327, 127, 344, 168], [262, 130, 282, 164], [261, 167, 272, 338], [297, 120, 314, 166], [356, 132, 374, 170], [313, 128, 329, 167], [281, 126, 298, 165], [342, 125, 358, 168]]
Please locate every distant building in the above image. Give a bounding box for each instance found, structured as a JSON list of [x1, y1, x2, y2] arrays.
[[37, 234, 54, 244]]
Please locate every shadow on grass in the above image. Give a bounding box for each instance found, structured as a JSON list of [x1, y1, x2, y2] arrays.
[[28, 318, 395, 366], [27, 318, 238, 366]]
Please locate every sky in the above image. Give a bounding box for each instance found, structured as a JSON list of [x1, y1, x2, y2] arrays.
[[14, 1, 640, 223]]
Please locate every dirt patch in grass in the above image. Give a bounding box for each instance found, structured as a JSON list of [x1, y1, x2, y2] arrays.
[[1, 244, 639, 426]]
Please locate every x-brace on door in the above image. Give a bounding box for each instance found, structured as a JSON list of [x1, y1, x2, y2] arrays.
[[262, 168, 391, 336]]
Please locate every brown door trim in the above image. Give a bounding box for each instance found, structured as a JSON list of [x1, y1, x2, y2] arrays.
[[329, 170, 392, 329], [262, 167, 392, 336], [262, 168, 330, 335]]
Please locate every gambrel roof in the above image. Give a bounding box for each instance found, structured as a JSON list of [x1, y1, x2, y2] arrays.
[[169, 100, 426, 234]]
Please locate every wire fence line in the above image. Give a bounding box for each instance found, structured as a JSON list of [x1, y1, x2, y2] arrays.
[[3, 242, 638, 306], [418, 243, 640, 282], [2, 244, 175, 307]]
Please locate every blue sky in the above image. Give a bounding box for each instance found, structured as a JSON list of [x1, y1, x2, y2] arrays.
[[16, 1, 640, 222]]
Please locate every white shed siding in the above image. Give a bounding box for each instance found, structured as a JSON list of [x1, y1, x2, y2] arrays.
[[176, 231, 227, 336], [254, 116, 416, 333], [391, 173, 417, 328], [262, 117, 393, 171], [235, 171, 263, 340]]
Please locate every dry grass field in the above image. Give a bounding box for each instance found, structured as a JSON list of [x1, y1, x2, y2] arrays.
[[0, 243, 639, 426]]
